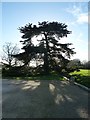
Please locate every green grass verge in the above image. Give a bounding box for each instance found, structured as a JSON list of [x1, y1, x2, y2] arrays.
[[2, 74, 65, 81], [70, 69, 90, 88], [2, 69, 90, 88]]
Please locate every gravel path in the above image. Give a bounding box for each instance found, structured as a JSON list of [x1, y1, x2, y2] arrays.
[[2, 79, 89, 118]]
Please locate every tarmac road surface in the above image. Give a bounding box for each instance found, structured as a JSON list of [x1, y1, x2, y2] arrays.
[[2, 79, 89, 118]]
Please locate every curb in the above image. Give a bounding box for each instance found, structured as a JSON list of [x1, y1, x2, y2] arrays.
[[74, 82, 90, 92], [63, 76, 90, 92]]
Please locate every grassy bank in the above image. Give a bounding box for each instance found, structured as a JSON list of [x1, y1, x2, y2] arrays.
[[70, 69, 90, 88]]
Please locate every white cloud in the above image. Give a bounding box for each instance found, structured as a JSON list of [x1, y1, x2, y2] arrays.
[[67, 4, 88, 24], [67, 5, 81, 16], [77, 13, 88, 24]]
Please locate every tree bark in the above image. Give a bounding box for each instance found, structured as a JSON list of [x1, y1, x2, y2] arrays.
[[43, 33, 49, 74]]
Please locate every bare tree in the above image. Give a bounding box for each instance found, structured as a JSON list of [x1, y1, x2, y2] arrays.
[[2, 42, 19, 66]]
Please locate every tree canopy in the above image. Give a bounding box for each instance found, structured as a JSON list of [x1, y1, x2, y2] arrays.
[[13, 21, 76, 75]]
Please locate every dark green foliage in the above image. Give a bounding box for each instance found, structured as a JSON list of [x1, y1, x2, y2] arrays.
[[13, 21, 76, 75], [2, 65, 33, 77]]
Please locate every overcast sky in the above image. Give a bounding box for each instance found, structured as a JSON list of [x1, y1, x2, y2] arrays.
[[1, 2, 89, 62]]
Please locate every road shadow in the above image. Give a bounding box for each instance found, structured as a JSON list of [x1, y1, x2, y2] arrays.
[[2, 79, 88, 118]]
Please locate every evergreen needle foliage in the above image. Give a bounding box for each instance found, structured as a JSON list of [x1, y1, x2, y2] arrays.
[[13, 21, 76, 75]]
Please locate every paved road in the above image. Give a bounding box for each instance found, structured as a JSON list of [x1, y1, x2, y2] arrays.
[[2, 79, 89, 118]]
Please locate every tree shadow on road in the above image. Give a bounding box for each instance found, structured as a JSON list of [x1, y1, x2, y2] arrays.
[[2, 79, 88, 118]]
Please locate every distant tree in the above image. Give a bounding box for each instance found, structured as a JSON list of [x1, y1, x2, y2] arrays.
[[86, 61, 90, 69], [83, 60, 90, 69], [13, 21, 76, 75], [67, 59, 81, 72], [2, 42, 19, 66]]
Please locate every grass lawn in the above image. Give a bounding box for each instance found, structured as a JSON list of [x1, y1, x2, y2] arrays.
[[70, 69, 90, 88]]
